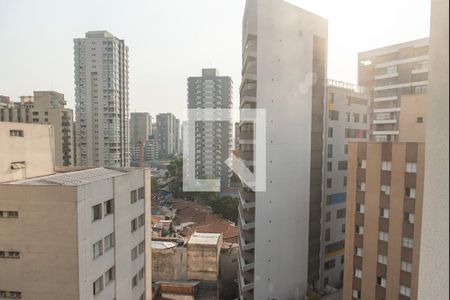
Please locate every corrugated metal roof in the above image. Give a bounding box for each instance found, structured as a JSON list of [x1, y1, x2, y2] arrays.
[[8, 167, 128, 186]]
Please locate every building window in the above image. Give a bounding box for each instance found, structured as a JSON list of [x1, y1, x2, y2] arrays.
[[344, 144, 348, 154], [343, 176, 347, 187], [329, 110, 339, 121], [93, 276, 103, 295], [130, 190, 137, 204], [356, 225, 364, 235], [379, 231, 389, 242], [326, 211, 331, 222], [324, 259, 335, 270], [355, 247, 363, 257], [138, 240, 145, 254], [357, 182, 366, 192], [132, 274, 138, 288], [9, 130, 24, 137], [93, 240, 103, 259], [406, 163, 417, 173], [328, 145, 333, 158], [328, 93, 335, 103], [342, 223, 346, 233], [92, 204, 102, 222], [354, 268, 362, 278], [401, 261, 412, 273], [377, 276, 386, 288], [131, 246, 138, 260], [0, 251, 20, 259], [381, 185, 391, 195], [131, 218, 138, 232], [327, 178, 332, 188], [404, 212, 415, 224], [325, 228, 330, 241], [336, 208, 346, 219], [346, 112, 351, 122], [328, 127, 333, 137], [417, 117, 424, 123], [405, 187, 416, 199], [104, 199, 114, 215], [139, 267, 145, 280], [138, 187, 145, 200], [338, 161, 348, 170], [400, 285, 411, 297], [378, 254, 387, 265], [380, 208, 390, 218], [104, 233, 114, 251], [381, 161, 391, 171], [105, 266, 115, 285], [0, 291, 22, 298], [353, 113, 360, 123], [138, 214, 145, 227], [0, 211, 19, 218], [352, 290, 361, 299], [356, 204, 365, 214], [327, 161, 332, 171], [341, 255, 345, 264], [402, 237, 414, 249], [357, 159, 366, 169]]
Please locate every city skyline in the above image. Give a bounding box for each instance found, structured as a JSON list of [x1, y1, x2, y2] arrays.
[[0, 0, 430, 120]]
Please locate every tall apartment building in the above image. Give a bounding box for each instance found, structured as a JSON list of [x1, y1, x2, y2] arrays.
[[156, 113, 179, 158], [0, 167, 152, 300], [321, 80, 369, 289], [0, 92, 75, 166], [342, 76, 428, 300], [237, 0, 327, 298], [130, 112, 152, 161], [187, 68, 233, 187], [418, 0, 449, 297], [32, 91, 75, 166], [358, 38, 429, 142], [74, 31, 130, 167]]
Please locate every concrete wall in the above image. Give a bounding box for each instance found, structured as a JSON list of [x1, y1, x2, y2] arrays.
[[0, 122, 55, 183], [418, 0, 449, 297], [152, 247, 187, 281], [0, 185, 79, 299], [252, 0, 327, 298], [398, 94, 426, 143], [187, 244, 221, 282]]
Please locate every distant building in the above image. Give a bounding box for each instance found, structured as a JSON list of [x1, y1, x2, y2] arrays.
[[187, 68, 233, 187], [144, 136, 160, 161], [74, 31, 130, 167], [130, 112, 152, 161], [321, 80, 370, 289], [358, 38, 429, 142], [0, 165, 152, 299], [156, 113, 179, 158], [234, 122, 239, 150], [0, 122, 55, 183]]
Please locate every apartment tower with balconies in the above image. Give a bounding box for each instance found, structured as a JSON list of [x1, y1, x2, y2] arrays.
[[237, 0, 327, 298], [74, 31, 130, 167]]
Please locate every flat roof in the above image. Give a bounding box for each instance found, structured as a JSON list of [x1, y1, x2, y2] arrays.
[[187, 232, 221, 246], [152, 241, 179, 250], [6, 167, 130, 186]]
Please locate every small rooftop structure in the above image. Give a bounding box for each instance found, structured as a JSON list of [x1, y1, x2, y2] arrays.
[[152, 241, 179, 250], [188, 232, 222, 246]]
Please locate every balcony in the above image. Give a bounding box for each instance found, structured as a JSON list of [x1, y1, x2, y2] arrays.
[[374, 72, 399, 80], [374, 95, 399, 102], [238, 205, 255, 230], [240, 82, 256, 98], [238, 248, 255, 272], [239, 188, 255, 209], [373, 118, 397, 124], [238, 269, 254, 293]]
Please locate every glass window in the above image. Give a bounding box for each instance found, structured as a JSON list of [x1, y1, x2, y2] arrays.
[[131, 218, 138, 232], [130, 190, 137, 204], [380, 208, 389, 218], [402, 237, 414, 249], [381, 161, 391, 171], [92, 204, 102, 221], [138, 187, 145, 200], [93, 276, 103, 295], [400, 285, 411, 297], [355, 247, 363, 256], [356, 204, 365, 214], [377, 276, 386, 287], [354, 268, 362, 278], [406, 163, 417, 173], [131, 246, 138, 260], [104, 233, 114, 251], [138, 214, 145, 227], [93, 240, 103, 259], [401, 261, 412, 273], [378, 254, 387, 265], [378, 231, 389, 242], [405, 188, 416, 199], [104, 199, 114, 215], [105, 266, 115, 285]]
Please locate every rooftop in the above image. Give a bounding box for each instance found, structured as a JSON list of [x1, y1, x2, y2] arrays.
[[151, 241, 179, 250], [6, 167, 130, 186], [187, 232, 222, 246]]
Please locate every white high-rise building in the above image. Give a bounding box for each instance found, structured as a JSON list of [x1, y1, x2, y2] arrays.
[[237, 0, 328, 299], [156, 113, 179, 158], [74, 31, 130, 167]]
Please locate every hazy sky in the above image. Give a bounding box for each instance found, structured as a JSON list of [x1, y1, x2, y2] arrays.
[[0, 0, 431, 120]]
